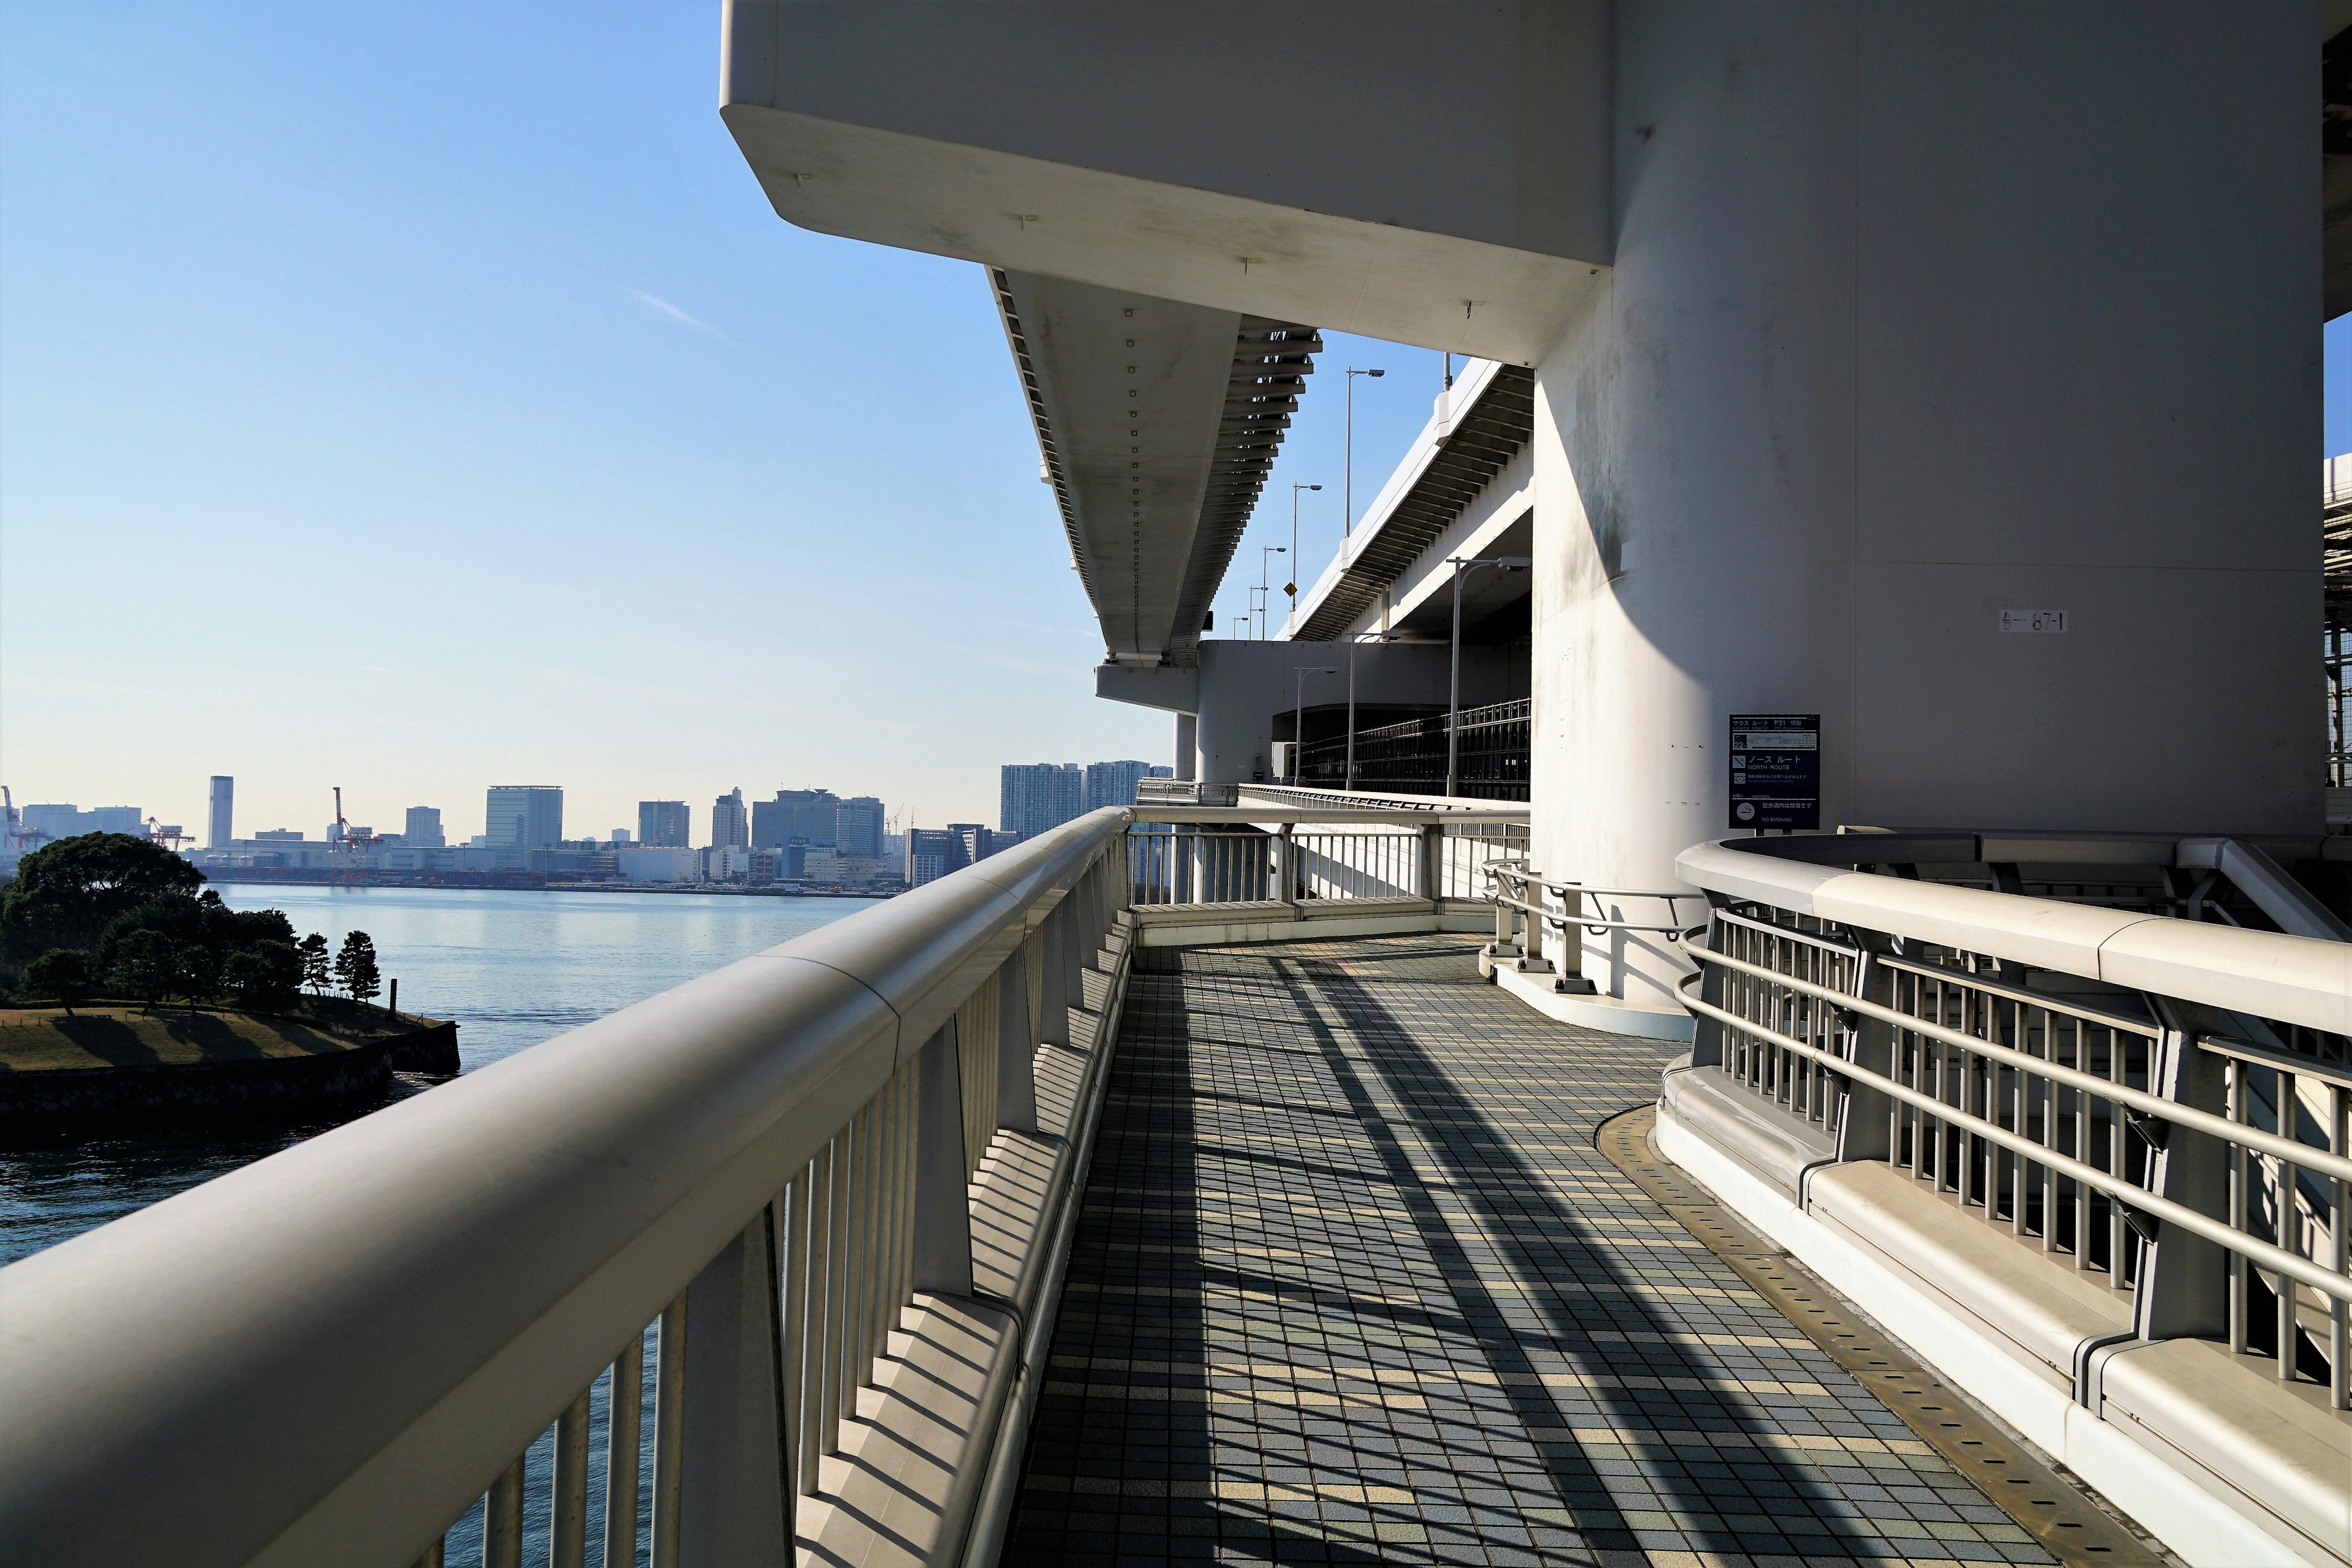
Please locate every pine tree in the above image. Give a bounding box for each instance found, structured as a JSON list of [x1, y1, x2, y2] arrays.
[[333, 930, 382, 1006], [296, 932, 331, 994]]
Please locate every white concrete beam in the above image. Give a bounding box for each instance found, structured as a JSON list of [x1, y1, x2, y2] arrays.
[[720, 0, 1611, 364]]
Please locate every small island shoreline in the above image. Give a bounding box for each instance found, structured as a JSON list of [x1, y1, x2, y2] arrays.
[[0, 1001, 457, 1140]]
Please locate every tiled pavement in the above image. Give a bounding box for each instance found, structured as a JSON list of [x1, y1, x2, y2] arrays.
[[1005, 933, 2055, 1567]]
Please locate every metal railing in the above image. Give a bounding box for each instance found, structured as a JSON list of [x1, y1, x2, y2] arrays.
[[0, 809, 1139, 1568], [1483, 863, 1708, 990], [1291, 698, 1529, 801], [1677, 835, 2352, 1409], [1126, 807, 1529, 910]]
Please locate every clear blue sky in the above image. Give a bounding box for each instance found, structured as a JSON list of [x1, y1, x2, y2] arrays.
[[0, 2, 1441, 843], [3, 5, 2334, 843]]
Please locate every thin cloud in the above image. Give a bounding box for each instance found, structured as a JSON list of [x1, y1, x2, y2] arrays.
[[624, 287, 735, 345]]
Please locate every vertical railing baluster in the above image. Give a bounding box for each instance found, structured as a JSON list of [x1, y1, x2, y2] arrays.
[[484, 1453, 525, 1568], [605, 1332, 644, 1567], [2332, 1081, 2348, 1409], [2278, 1067, 2301, 1383], [803, 1142, 834, 1489], [649, 1294, 687, 1568], [782, 1164, 810, 1499], [552, 1382, 592, 1567], [821, 1129, 848, 1456]]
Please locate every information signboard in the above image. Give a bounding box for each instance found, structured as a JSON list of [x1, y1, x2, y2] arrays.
[[1728, 714, 1820, 831]]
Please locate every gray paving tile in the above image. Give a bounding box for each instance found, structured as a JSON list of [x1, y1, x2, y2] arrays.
[[1006, 933, 2054, 1566]]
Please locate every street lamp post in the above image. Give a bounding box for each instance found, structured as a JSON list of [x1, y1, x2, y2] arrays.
[[1345, 628, 1402, 793], [1344, 368, 1384, 537], [1286, 482, 1321, 632], [1446, 556, 1532, 797], [1256, 546, 1286, 639], [1292, 665, 1338, 784]]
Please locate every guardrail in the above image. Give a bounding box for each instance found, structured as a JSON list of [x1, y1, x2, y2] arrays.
[[1126, 806, 1528, 909], [1676, 835, 2352, 1410], [0, 809, 1139, 1568], [1483, 863, 1706, 992]]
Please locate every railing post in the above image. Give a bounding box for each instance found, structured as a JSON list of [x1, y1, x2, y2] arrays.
[[995, 950, 1038, 1134], [1036, 903, 1071, 1051], [911, 1022, 974, 1296], [1834, 942, 1895, 1161], [2134, 1016, 2232, 1342], [675, 1207, 793, 1567], [1687, 906, 1728, 1070], [1555, 883, 1585, 983], [1512, 869, 1552, 974], [1278, 823, 1297, 910], [1419, 821, 1444, 908]]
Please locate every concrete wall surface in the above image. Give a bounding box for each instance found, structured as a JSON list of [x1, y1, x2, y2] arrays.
[[1532, 1, 2316, 1007]]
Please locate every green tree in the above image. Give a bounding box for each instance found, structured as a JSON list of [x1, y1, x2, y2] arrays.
[[0, 833, 204, 965], [296, 933, 331, 994], [110, 930, 178, 1011], [20, 948, 92, 1015], [333, 931, 382, 1006], [222, 941, 301, 1010], [175, 940, 223, 1006]]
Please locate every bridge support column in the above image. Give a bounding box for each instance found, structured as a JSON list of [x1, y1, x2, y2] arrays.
[[1530, 4, 2311, 1009]]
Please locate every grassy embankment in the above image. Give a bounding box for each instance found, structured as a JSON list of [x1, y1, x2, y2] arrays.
[[0, 997, 423, 1074]]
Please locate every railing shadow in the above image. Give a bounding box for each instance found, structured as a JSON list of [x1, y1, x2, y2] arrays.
[[1262, 935, 1934, 1561]]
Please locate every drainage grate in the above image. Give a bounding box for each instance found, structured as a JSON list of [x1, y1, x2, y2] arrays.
[[1596, 1104, 2169, 1568]]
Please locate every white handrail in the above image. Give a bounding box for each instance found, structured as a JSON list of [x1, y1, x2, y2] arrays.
[[1678, 837, 2352, 1035], [0, 808, 1133, 1567]]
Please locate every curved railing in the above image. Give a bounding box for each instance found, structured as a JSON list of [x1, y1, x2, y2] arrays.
[[0, 809, 1136, 1568], [1675, 834, 2352, 1407]]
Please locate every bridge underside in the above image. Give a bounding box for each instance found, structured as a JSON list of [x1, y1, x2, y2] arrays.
[[1009, 933, 2070, 1564]]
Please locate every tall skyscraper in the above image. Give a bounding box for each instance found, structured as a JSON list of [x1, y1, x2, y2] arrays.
[[1083, 760, 1158, 812], [485, 786, 564, 850], [1000, 763, 1082, 839], [639, 800, 691, 848], [206, 776, 234, 849], [710, 788, 749, 850], [752, 788, 841, 848], [834, 796, 885, 859], [404, 806, 445, 848]]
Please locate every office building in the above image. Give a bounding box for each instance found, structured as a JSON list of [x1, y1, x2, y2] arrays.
[[903, 827, 971, 888], [207, 777, 234, 850], [404, 807, 445, 849], [752, 788, 840, 848], [833, 796, 884, 860], [638, 800, 690, 848], [1000, 763, 1082, 839], [710, 788, 748, 851], [484, 786, 564, 851]]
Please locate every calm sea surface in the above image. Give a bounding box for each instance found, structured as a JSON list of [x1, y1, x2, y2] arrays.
[[0, 884, 879, 1267]]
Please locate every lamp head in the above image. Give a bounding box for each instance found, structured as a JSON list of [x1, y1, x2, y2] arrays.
[[1368, 369, 1384, 378]]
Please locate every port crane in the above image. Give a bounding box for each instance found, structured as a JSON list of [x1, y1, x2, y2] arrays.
[[330, 787, 377, 886]]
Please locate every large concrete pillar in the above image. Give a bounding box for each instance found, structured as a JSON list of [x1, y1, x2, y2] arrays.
[[1174, 713, 1197, 780], [1534, 4, 2314, 1009]]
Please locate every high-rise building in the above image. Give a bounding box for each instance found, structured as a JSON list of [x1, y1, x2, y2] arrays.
[[1000, 763, 1082, 839], [710, 788, 749, 850], [752, 788, 840, 848], [485, 786, 564, 850], [1083, 760, 1159, 812], [833, 796, 885, 859], [404, 806, 445, 848], [207, 777, 234, 849], [639, 800, 690, 848], [905, 827, 971, 888]]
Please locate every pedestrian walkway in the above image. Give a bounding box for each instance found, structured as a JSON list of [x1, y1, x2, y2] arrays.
[[1005, 933, 2060, 1566]]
